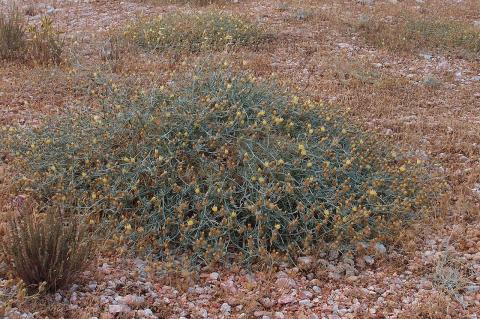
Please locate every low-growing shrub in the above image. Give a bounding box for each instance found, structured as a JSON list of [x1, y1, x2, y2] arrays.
[[0, 6, 26, 61], [2, 67, 429, 265], [357, 14, 480, 56], [122, 12, 267, 53], [2, 207, 94, 292]]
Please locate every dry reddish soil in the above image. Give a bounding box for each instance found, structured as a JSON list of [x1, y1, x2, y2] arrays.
[[0, 0, 479, 318]]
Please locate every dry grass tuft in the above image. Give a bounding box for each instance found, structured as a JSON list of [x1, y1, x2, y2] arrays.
[[0, 7, 62, 65], [2, 204, 94, 293], [357, 13, 480, 57], [27, 16, 63, 65], [0, 5, 26, 61], [433, 252, 468, 296], [399, 292, 456, 319]]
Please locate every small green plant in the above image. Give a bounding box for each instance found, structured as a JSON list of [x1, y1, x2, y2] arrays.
[[122, 12, 267, 53], [2, 67, 429, 266], [0, 6, 26, 61], [2, 207, 94, 293]]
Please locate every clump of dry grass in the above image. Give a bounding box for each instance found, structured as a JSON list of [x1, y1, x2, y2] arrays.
[[1, 205, 94, 293], [357, 13, 480, 56], [0, 5, 26, 61], [399, 292, 456, 319], [333, 59, 381, 86], [121, 12, 268, 53], [27, 16, 63, 65], [0, 7, 62, 64], [433, 252, 468, 297]]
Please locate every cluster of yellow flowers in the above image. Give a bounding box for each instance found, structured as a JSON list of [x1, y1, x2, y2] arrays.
[[2, 67, 429, 266]]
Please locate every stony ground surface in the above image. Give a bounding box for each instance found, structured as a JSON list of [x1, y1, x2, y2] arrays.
[[0, 0, 479, 318]]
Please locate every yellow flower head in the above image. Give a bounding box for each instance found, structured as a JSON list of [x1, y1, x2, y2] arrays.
[[292, 96, 299, 105]]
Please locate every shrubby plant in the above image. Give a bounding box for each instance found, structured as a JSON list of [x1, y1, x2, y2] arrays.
[[122, 12, 267, 53], [2, 67, 429, 265]]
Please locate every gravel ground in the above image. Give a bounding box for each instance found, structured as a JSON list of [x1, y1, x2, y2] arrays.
[[2, 236, 479, 318]]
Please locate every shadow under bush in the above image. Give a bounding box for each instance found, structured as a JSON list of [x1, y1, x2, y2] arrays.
[[2, 67, 430, 265]]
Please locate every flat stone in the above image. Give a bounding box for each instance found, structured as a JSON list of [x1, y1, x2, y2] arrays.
[[108, 304, 131, 314], [300, 290, 313, 299], [260, 297, 275, 308], [374, 243, 387, 254], [209, 272, 220, 280], [364, 255, 375, 265], [120, 294, 145, 307], [220, 303, 231, 314], [278, 294, 295, 304], [298, 256, 314, 268], [466, 285, 479, 293], [299, 299, 313, 307], [254, 310, 271, 317], [275, 277, 296, 289]]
